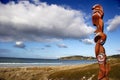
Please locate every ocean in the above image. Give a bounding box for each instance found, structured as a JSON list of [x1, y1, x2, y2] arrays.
[[0, 57, 96, 67]]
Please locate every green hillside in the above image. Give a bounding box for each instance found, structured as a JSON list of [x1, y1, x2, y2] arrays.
[[59, 55, 96, 60]]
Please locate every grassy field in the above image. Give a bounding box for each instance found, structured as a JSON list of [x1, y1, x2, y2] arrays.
[[0, 58, 120, 80], [48, 58, 120, 80]]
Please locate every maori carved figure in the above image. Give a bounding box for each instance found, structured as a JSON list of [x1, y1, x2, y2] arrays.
[[92, 4, 110, 80]]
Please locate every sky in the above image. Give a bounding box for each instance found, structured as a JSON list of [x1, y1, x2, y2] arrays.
[[0, 0, 120, 59]]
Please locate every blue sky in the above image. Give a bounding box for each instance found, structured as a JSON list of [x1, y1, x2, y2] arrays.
[[0, 0, 120, 58]]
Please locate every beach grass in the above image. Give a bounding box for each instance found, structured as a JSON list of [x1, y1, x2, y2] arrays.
[[0, 58, 120, 80], [48, 58, 120, 80], [48, 63, 98, 80]]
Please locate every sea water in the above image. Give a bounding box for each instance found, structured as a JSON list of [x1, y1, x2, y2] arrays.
[[0, 57, 96, 67]]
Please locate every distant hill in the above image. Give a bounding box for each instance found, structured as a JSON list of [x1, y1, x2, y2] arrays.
[[108, 54, 120, 58], [59, 54, 120, 60], [59, 55, 96, 60]]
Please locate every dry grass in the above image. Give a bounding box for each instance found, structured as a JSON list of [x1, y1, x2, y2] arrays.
[[0, 67, 52, 80], [48, 58, 120, 80], [0, 58, 120, 80], [0, 64, 90, 80]]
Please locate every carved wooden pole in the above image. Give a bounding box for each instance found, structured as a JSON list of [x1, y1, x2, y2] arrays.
[[92, 4, 110, 80]]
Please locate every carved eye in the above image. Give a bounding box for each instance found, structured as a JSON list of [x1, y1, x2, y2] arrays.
[[92, 7, 94, 10]]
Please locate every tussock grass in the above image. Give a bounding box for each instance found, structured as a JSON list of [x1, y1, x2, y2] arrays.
[[48, 58, 120, 80], [0, 58, 119, 80], [48, 64, 98, 80]]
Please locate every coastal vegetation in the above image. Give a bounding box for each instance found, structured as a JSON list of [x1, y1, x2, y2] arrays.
[[59, 54, 120, 60], [49, 54, 120, 80], [59, 55, 96, 60], [0, 54, 120, 80]]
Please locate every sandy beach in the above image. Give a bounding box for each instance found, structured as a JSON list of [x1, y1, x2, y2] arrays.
[[0, 64, 90, 80]]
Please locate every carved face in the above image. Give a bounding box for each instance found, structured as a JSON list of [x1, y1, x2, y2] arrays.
[[92, 4, 104, 18], [92, 4, 104, 32]]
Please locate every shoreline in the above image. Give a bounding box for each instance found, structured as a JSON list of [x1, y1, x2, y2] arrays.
[[0, 58, 120, 80], [0, 63, 92, 68], [0, 61, 96, 68]]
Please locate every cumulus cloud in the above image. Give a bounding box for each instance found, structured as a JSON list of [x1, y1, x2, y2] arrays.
[[80, 38, 94, 45], [0, 1, 94, 42], [57, 44, 68, 48], [107, 15, 120, 31], [14, 41, 26, 48]]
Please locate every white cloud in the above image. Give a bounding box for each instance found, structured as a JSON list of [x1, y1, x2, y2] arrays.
[[14, 41, 26, 48], [57, 44, 68, 48], [107, 15, 120, 31], [80, 38, 94, 44], [0, 1, 94, 42]]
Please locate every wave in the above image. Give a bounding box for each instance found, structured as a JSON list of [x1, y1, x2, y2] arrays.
[[0, 62, 62, 64], [0, 62, 64, 67], [0, 60, 97, 67]]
